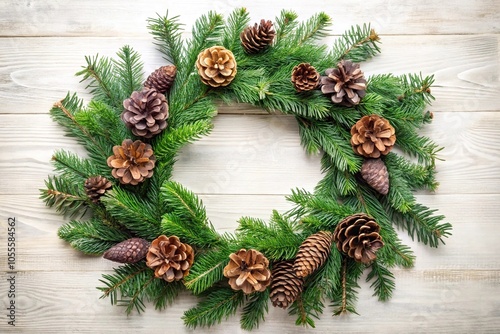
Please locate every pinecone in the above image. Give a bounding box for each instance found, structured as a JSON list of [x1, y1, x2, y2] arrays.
[[84, 176, 112, 203], [361, 158, 390, 195], [320, 60, 366, 106], [145, 235, 194, 282], [121, 88, 169, 138], [106, 139, 156, 185], [293, 231, 333, 278], [291, 63, 320, 92], [223, 249, 271, 294], [195, 46, 237, 87], [270, 261, 303, 309], [240, 19, 275, 54], [350, 114, 396, 158], [144, 65, 177, 93], [333, 214, 384, 264], [103, 238, 150, 263]]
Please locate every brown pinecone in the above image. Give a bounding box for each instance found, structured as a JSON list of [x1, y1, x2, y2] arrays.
[[84, 176, 112, 203], [240, 19, 275, 54], [293, 231, 333, 278], [270, 261, 303, 308], [195, 46, 237, 87], [144, 65, 177, 93], [350, 114, 396, 158], [291, 63, 320, 92], [145, 235, 194, 282], [103, 238, 150, 263], [320, 60, 366, 106], [121, 88, 169, 138], [333, 214, 384, 264], [106, 139, 156, 185], [361, 158, 390, 195], [223, 249, 271, 294]]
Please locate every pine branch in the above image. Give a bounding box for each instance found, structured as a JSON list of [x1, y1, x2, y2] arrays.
[[40, 175, 88, 218], [58, 218, 131, 255], [147, 12, 184, 66], [331, 258, 362, 315], [273, 10, 299, 47], [113, 45, 144, 100], [220, 8, 250, 53], [316, 155, 359, 197], [240, 290, 269, 330], [384, 153, 438, 191], [51, 149, 102, 183], [366, 261, 395, 301], [287, 12, 332, 47], [147, 279, 184, 311], [331, 24, 381, 63], [183, 288, 245, 328]]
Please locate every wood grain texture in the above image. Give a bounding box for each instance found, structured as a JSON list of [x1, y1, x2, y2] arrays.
[[0, 0, 499, 333]]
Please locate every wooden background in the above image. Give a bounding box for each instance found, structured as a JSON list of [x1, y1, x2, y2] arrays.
[[0, 0, 499, 332]]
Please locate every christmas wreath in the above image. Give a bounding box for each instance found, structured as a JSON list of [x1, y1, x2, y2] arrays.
[[41, 8, 452, 330]]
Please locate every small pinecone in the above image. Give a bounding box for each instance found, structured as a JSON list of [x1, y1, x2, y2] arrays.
[[144, 65, 177, 93], [223, 249, 271, 294], [291, 63, 320, 92], [320, 60, 366, 106], [195, 46, 237, 87], [350, 114, 396, 158], [240, 19, 275, 54], [361, 158, 390, 195], [121, 88, 169, 138], [293, 231, 333, 278], [84, 176, 112, 203], [333, 214, 384, 264], [145, 235, 194, 282], [103, 238, 150, 263], [106, 139, 156, 185], [270, 261, 304, 309]]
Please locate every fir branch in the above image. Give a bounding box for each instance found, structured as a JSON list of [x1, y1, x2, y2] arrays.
[[183, 288, 245, 328], [331, 24, 381, 63], [385, 158, 416, 213], [287, 12, 332, 47], [220, 8, 250, 53], [331, 258, 362, 315], [113, 45, 144, 100], [147, 12, 184, 66], [40, 175, 88, 218], [399, 73, 435, 105], [147, 279, 184, 311], [316, 155, 359, 197], [366, 261, 395, 301], [58, 218, 131, 255], [51, 150, 102, 183], [384, 153, 438, 191], [273, 10, 299, 47], [240, 290, 269, 330]]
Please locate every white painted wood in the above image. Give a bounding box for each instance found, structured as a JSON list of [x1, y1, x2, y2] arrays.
[[0, 0, 499, 333]]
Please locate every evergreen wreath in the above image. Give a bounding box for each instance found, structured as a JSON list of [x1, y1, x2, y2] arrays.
[[41, 8, 452, 330]]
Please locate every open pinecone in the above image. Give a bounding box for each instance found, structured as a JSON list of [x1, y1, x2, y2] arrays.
[[333, 214, 384, 264], [291, 63, 320, 92], [103, 238, 150, 264], [223, 249, 271, 294], [240, 19, 275, 54], [84, 176, 112, 203], [144, 65, 177, 93], [122, 88, 169, 138], [270, 261, 303, 308], [196, 46, 237, 87], [320, 60, 366, 106], [294, 231, 333, 278], [350, 114, 396, 158], [106, 139, 156, 185], [145, 235, 194, 282]]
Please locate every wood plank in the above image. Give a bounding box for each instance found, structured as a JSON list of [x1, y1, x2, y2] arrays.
[[0, 35, 499, 114], [0, 112, 499, 196], [0, 0, 498, 37], [0, 193, 499, 271]]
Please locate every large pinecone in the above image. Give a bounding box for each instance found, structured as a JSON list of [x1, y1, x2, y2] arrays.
[[350, 114, 396, 158], [84, 176, 112, 203], [121, 88, 169, 138], [103, 238, 150, 263], [270, 261, 303, 309], [361, 158, 390, 195], [333, 214, 384, 264], [291, 63, 320, 92], [196, 46, 237, 87], [106, 139, 156, 185], [240, 19, 275, 54], [223, 249, 271, 294], [145, 235, 194, 282], [320, 60, 366, 106], [144, 65, 177, 93], [293, 231, 333, 278]]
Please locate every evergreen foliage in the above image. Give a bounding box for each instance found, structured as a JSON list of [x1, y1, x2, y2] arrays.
[[42, 7, 451, 330]]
